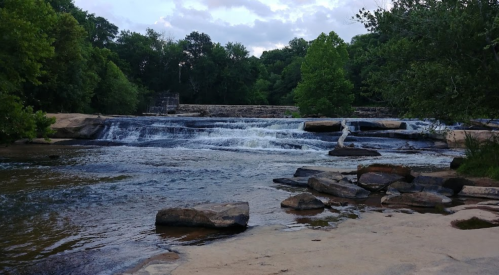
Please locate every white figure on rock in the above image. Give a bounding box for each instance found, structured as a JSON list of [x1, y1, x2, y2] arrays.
[[337, 119, 350, 148]]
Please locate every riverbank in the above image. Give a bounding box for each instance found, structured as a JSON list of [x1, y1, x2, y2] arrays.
[[124, 203, 499, 275]]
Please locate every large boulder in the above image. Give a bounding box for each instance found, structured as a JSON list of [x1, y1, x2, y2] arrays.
[[48, 113, 109, 139], [450, 157, 465, 170], [280, 193, 325, 210], [412, 176, 474, 195], [358, 172, 404, 192], [303, 121, 341, 132], [459, 186, 499, 199], [273, 177, 309, 188], [388, 181, 423, 193], [381, 192, 452, 208], [329, 147, 381, 157], [155, 202, 249, 228], [357, 164, 413, 181], [308, 172, 370, 199], [350, 120, 407, 131]]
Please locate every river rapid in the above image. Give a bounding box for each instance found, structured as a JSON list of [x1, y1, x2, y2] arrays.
[[0, 117, 463, 274]]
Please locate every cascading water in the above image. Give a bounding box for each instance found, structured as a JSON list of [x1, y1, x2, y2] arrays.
[[0, 117, 463, 275]]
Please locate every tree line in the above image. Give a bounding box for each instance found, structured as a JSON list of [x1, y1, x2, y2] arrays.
[[1, 0, 498, 144]]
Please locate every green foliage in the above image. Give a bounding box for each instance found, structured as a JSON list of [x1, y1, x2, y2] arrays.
[[457, 133, 499, 180], [0, 0, 56, 93], [294, 31, 354, 116], [356, 0, 499, 121], [92, 61, 138, 115], [0, 94, 55, 144]]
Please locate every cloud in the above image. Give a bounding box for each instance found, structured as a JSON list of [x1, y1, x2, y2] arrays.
[[74, 0, 383, 56]]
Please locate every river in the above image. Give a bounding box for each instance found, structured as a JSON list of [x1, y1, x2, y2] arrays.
[[0, 117, 463, 274]]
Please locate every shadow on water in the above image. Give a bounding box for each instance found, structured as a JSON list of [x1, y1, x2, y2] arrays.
[[155, 226, 247, 246]]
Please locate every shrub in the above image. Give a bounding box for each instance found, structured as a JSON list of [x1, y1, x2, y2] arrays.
[[457, 133, 499, 180]]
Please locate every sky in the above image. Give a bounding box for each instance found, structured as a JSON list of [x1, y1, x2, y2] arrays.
[[73, 0, 390, 57]]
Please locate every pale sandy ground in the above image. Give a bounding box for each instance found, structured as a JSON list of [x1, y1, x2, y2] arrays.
[[124, 203, 499, 275]]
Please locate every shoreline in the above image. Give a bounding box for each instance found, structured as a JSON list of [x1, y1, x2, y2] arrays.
[[123, 203, 499, 275]]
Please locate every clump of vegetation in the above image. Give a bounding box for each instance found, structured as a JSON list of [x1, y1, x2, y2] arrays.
[[452, 217, 499, 230], [457, 134, 499, 180]]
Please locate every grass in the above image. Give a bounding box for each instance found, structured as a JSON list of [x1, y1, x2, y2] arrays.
[[457, 133, 499, 180]]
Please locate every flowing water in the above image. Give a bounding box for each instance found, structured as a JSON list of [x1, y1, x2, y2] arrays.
[[0, 117, 463, 274]]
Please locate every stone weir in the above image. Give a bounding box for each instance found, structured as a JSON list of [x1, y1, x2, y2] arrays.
[[176, 105, 395, 118]]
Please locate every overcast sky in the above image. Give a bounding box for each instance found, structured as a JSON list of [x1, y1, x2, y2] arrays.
[[73, 0, 390, 57]]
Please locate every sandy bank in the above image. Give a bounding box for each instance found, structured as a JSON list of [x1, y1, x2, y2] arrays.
[[125, 204, 499, 275]]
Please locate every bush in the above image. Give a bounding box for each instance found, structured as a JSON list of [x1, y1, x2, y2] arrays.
[[457, 133, 499, 180]]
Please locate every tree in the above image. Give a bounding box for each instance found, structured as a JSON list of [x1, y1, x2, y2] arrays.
[[0, 0, 56, 93], [0, 94, 55, 145], [356, 0, 499, 121], [294, 31, 354, 116]]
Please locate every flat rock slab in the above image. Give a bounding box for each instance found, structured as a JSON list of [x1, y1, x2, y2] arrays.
[[156, 202, 249, 228], [358, 164, 413, 181], [303, 121, 341, 132], [413, 176, 474, 194], [47, 113, 110, 139], [308, 173, 370, 199], [459, 186, 499, 200], [329, 147, 381, 157], [293, 166, 356, 177], [273, 177, 309, 188], [351, 120, 407, 131], [281, 193, 325, 210], [358, 172, 404, 192], [382, 192, 452, 208]]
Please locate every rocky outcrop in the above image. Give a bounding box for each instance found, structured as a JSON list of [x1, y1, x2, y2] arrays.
[[357, 164, 413, 181], [381, 192, 452, 207], [273, 177, 309, 188], [176, 105, 300, 118], [358, 172, 404, 191], [308, 172, 370, 199], [388, 181, 423, 193], [329, 147, 381, 157], [459, 186, 499, 200], [303, 121, 341, 132], [450, 157, 465, 169], [155, 202, 249, 228], [412, 176, 474, 195], [280, 193, 324, 210], [48, 113, 110, 139], [350, 120, 407, 131]]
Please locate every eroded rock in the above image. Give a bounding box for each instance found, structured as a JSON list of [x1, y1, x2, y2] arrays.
[[280, 193, 325, 210], [308, 173, 370, 199], [459, 186, 499, 200], [358, 172, 404, 192], [155, 202, 249, 228]]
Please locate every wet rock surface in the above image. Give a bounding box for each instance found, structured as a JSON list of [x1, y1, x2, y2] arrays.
[[357, 164, 413, 181], [459, 186, 499, 200], [328, 147, 381, 157], [273, 177, 309, 188], [308, 172, 370, 199], [280, 193, 325, 210], [303, 121, 341, 132], [358, 172, 405, 192], [156, 202, 250, 228]]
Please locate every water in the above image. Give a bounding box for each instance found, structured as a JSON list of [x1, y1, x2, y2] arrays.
[[0, 117, 463, 274]]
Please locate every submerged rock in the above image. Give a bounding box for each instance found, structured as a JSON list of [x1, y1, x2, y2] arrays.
[[328, 147, 381, 157], [155, 202, 249, 228], [280, 193, 325, 210], [273, 177, 309, 188], [358, 172, 404, 192], [459, 186, 499, 200], [308, 173, 370, 199], [381, 192, 452, 208]]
